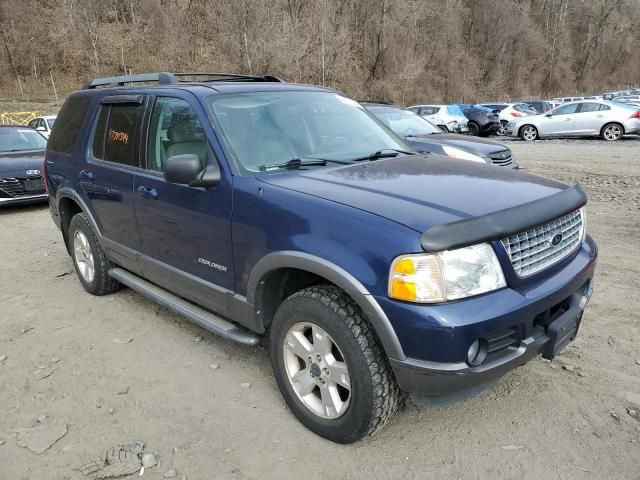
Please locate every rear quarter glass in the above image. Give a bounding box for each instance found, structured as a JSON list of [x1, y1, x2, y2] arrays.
[[48, 96, 91, 154]]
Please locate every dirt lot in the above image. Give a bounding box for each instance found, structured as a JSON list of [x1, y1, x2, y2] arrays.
[[1, 138, 639, 480]]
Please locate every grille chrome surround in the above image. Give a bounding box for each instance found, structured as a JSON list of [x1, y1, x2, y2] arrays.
[[501, 208, 584, 277], [488, 150, 514, 167]]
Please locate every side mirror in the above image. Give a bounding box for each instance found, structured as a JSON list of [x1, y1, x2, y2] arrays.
[[544, 112, 553, 117], [164, 154, 220, 188], [36, 126, 46, 131]]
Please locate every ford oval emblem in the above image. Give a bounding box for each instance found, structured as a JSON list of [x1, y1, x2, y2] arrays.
[[550, 233, 563, 246]]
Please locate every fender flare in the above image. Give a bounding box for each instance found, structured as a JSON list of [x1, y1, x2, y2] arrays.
[[246, 251, 406, 361]]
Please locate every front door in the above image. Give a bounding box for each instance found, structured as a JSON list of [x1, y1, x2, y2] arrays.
[[133, 94, 235, 314], [539, 103, 578, 136]]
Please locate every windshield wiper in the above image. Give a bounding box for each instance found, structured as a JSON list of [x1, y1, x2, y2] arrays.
[[350, 149, 414, 162], [404, 133, 434, 138], [258, 156, 352, 171]]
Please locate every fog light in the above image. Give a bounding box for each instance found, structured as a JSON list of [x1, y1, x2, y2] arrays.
[[466, 339, 487, 367]]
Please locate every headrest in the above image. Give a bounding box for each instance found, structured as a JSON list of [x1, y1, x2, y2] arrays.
[[167, 120, 205, 143]]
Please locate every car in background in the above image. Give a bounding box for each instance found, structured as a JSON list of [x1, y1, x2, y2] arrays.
[[364, 103, 517, 168], [454, 104, 500, 136], [524, 101, 553, 114], [507, 100, 640, 141], [480, 103, 537, 136], [27, 115, 57, 139], [613, 95, 640, 104], [407, 104, 469, 133], [0, 125, 48, 205]]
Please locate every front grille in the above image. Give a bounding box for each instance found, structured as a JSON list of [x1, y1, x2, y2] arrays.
[[488, 150, 514, 167], [501, 209, 584, 277], [0, 177, 44, 197]]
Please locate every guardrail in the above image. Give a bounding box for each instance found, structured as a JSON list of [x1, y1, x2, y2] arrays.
[[0, 111, 41, 125]]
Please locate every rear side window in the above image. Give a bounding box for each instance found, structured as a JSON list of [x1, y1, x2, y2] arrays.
[[578, 103, 600, 113], [599, 104, 611, 111], [48, 96, 91, 153], [92, 103, 142, 167]]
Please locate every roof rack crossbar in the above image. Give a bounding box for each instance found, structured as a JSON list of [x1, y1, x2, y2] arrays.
[[83, 72, 177, 89], [83, 72, 284, 89]]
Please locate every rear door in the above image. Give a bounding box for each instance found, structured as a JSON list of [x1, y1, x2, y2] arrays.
[[133, 93, 235, 314], [572, 102, 604, 134], [539, 103, 578, 136], [82, 95, 145, 269]]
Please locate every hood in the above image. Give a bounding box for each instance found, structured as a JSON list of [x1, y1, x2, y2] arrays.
[[0, 150, 45, 178], [258, 155, 567, 234], [405, 133, 507, 156]]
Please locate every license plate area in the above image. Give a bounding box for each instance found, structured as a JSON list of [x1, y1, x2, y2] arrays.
[[541, 306, 582, 359], [24, 178, 44, 191]]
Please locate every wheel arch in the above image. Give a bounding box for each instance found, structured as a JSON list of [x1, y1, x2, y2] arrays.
[[247, 251, 406, 361], [57, 190, 100, 252], [600, 121, 624, 138]]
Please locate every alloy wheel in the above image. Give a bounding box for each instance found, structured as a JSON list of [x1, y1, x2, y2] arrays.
[[522, 126, 537, 141], [73, 230, 95, 283], [282, 322, 351, 419], [603, 124, 622, 141], [497, 122, 507, 136]]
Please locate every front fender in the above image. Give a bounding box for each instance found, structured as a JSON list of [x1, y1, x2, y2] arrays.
[[247, 251, 406, 361]]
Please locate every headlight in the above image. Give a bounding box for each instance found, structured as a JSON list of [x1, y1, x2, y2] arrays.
[[442, 146, 487, 163], [389, 243, 506, 303]]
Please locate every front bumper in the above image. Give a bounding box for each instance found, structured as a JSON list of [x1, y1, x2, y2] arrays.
[[384, 238, 597, 396], [0, 193, 48, 206], [390, 279, 592, 395]]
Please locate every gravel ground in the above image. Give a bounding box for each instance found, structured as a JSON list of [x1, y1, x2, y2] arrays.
[[1, 138, 639, 480]]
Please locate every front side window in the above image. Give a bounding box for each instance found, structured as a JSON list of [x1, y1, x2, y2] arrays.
[[92, 103, 142, 167], [0, 127, 48, 152], [552, 104, 579, 115], [207, 91, 408, 173], [146, 97, 208, 172]]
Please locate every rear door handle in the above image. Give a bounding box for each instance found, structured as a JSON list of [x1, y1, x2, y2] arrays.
[[80, 170, 95, 181], [137, 185, 158, 200], [596, 115, 604, 118]]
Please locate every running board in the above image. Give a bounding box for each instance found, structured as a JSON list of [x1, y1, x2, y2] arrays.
[[108, 268, 261, 346]]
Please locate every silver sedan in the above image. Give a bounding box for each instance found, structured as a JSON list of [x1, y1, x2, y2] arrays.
[[507, 100, 640, 141]]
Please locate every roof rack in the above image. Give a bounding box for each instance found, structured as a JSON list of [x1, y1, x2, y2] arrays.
[[83, 72, 284, 89]]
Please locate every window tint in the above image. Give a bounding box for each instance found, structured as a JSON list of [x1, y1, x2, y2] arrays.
[[552, 104, 579, 115], [146, 97, 207, 172], [579, 103, 601, 113], [48, 95, 91, 153], [599, 104, 611, 111], [92, 103, 142, 167]]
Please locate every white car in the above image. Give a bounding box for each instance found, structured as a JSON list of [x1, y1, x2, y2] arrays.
[[407, 104, 469, 133], [480, 103, 537, 135], [507, 100, 640, 141], [27, 115, 56, 139]]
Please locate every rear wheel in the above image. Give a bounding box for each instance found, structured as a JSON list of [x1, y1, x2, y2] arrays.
[[269, 285, 402, 443], [69, 213, 121, 295], [601, 123, 623, 141], [467, 121, 480, 136], [519, 125, 538, 141]]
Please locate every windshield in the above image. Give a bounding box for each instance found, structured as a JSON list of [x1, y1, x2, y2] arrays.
[[207, 92, 409, 173], [47, 118, 56, 128], [369, 107, 441, 136], [0, 127, 48, 152]]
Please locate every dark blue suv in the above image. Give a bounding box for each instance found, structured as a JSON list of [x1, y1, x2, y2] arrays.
[[45, 73, 597, 443]]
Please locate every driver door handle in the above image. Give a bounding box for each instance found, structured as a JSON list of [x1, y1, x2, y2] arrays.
[[137, 185, 158, 200]]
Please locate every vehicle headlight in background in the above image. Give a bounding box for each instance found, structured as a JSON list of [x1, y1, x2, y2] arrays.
[[441, 145, 487, 163], [389, 244, 506, 303]]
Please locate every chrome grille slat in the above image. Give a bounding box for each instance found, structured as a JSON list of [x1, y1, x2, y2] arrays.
[[488, 150, 514, 167], [501, 209, 583, 277]]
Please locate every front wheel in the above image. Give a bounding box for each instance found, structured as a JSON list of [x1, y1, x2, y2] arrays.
[[519, 125, 539, 141], [467, 121, 480, 136], [601, 123, 623, 141], [496, 121, 508, 136], [269, 285, 402, 443]]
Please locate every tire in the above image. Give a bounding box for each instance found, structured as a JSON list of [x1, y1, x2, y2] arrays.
[[68, 213, 121, 296], [467, 121, 480, 136], [269, 285, 402, 443], [601, 122, 624, 141], [496, 121, 508, 136], [519, 124, 538, 141]]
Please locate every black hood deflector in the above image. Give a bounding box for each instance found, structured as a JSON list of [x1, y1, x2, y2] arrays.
[[420, 184, 587, 252]]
